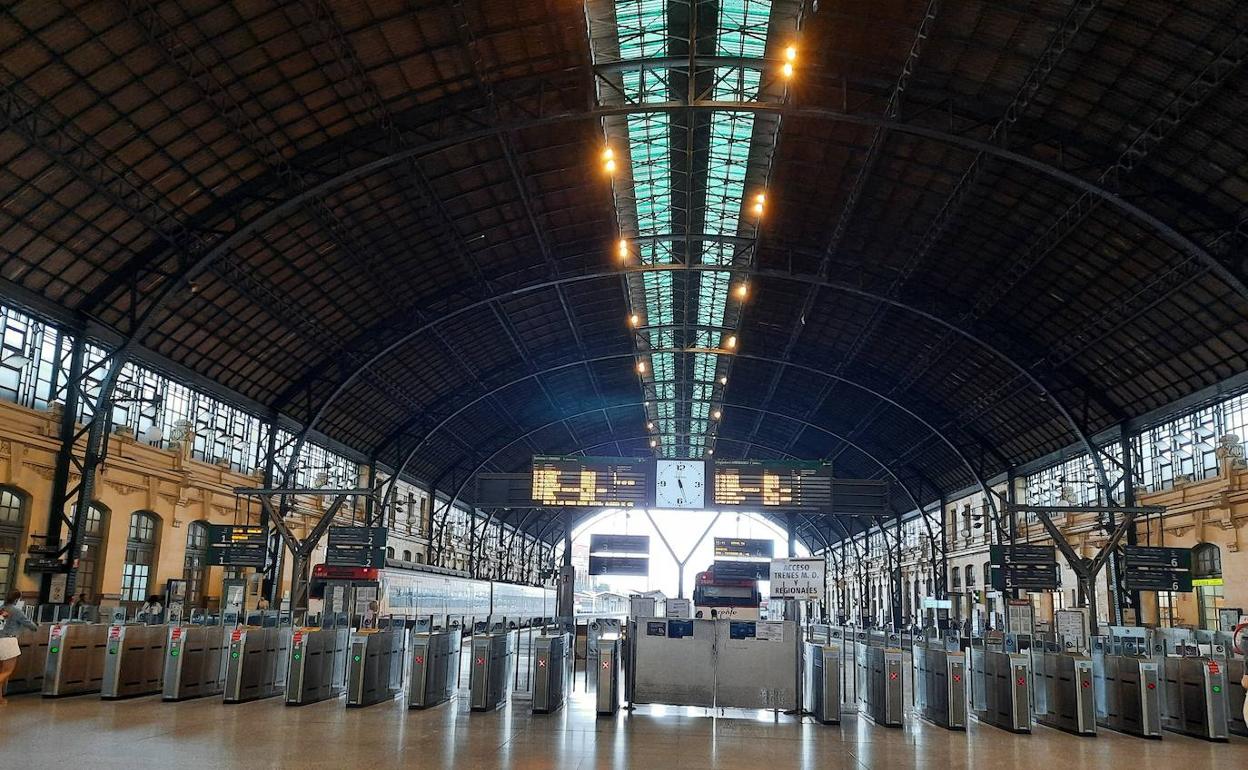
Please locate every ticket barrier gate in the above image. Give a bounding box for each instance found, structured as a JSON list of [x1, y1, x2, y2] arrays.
[[970, 646, 1032, 733], [223, 626, 293, 704], [1228, 657, 1246, 737], [1032, 649, 1096, 736], [42, 623, 109, 697], [802, 641, 842, 724], [285, 627, 349, 706], [912, 638, 966, 730], [100, 623, 166, 699], [470, 629, 518, 712], [1160, 655, 1229, 741], [596, 636, 622, 716], [163, 624, 227, 701], [346, 627, 406, 707], [854, 641, 904, 727], [409, 628, 462, 709], [532, 632, 571, 714], [1092, 652, 1162, 737], [8, 626, 49, 695]]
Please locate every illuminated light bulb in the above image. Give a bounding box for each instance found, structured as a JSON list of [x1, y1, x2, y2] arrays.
[[630, 313, 640, 326], [725, 335, 737, 349], [713, 410, 722, 420], [618, 239, 629, 260], [647, 422, 655, 430], [602, 147, 614, 161], [735, 283, 748, 299], [649, 439, 658, 448], [719, 376, 728, 385], [637, 360, 647, 374], [755, 193, 766, 204], [782, 61, 794, 78], [707, 449, 713, 455], [604, 157, 616, 174], [785, 45, 797, 62]]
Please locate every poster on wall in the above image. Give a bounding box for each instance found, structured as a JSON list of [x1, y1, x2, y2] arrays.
[[768, 558, 825, 601]]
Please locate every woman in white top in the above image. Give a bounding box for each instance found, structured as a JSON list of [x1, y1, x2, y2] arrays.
[[0, 590, 39, 705]]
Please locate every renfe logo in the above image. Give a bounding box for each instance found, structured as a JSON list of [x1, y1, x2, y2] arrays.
[[293, 631, 303, 645], [171, 627, 183, 640], [1208, 660, 1220, 675], [231, 629, 243, 643]]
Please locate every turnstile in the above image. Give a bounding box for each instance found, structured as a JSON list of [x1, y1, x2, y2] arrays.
[[285, 627, 349, 706], [912, 641, 966, 730], [971, 647, 1031, 733], [470, 629, 518, 712], [855, 642, 904, 727], [532, 632, 571, 714], [163, 624, 227, 701], [42, 622, 108, 697], [1160, 655, 1229, 741], [100, 624, 166, 699], [8, 626, 49, 694], [1093, 653, 1162, 738], [1033, 650, 1096, 736], [408, 628, 461, 709], [223, 625, 292, 703], [596, 636, 621, 716], [802, 641, 842, 724], [346, 628, 405, 707], [1228, 658, 1246, 737]]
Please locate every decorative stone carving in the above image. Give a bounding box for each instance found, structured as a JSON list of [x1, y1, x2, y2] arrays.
[[1216, 433, 1246, 474]]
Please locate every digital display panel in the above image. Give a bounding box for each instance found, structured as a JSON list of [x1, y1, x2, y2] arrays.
[[712, 461, 832, 509], [530, 456, 648, 508]]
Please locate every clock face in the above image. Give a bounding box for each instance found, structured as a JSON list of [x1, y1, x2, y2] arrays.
[[654, 459, 706, 509]]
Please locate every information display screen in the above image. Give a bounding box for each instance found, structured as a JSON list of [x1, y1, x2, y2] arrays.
[[206, 524, 267, 567], [712, 461, 832, 509], [530, 456, 648, 508]]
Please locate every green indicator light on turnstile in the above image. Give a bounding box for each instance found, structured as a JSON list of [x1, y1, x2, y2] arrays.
[[170, 650, 179, 657], [353, 654, 361, 662], [1213, 685, 1222, 693], [231, 652, 239, 659], [50, 646, 59, 654], [293, 653, 302, 661]]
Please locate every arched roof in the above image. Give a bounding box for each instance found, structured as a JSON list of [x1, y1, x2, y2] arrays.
[[2, 1, 1247, 533]]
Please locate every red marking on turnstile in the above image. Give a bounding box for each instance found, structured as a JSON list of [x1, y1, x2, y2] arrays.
[[415, 655, 424, 665], [109, 626, 121, 640], [1208, 661, 1220, 675], [232, 629, 243, 643], [172, 627, 183, 640], [889, 672, 899, 681], [1082, 680, 1091, 689], [293, 631, 303, 645], [476, 657, 485, 666], [1017, 677, 1026, 686], [1147, 683, 1156, 690], [953, 674, 962, 683], [602, 661, 611, 670], [538, 659, 546, 668]]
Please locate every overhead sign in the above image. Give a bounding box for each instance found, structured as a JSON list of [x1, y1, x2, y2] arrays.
[[769, 558, 825, 600], [325, 527, 389, 568], [530, 456, 648, 508], [1120, 546, 1194, 592], [23, 556, 65, 574], [205, 524, 267, 567], [590, 534, 650, 555], [588, 556, 649, 576], [713, 559, 770, 581], [714, 537, 774, 559], [989, 545, 1059, 591], [712, 460, 833, 509]]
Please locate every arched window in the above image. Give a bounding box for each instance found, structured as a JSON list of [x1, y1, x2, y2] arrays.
[[386, 546, 395, 560], [1192, 543, 1224, 630], [965, 564, 975, 587], [0, 486, 28, 595], [1192, 542, 1222, 578], [121, 511, 159, 602], [74, 503, 109, 600], [983, 562, 993, 588], [183, 522, 209, 606], [402, 549, 412, 562]]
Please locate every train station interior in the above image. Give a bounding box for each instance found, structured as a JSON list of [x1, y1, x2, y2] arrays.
[[1, 0, 1247, 767]]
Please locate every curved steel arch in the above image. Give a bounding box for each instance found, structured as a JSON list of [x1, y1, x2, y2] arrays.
[[313, 265, 1104, 501], [444, 419, 930, 565], [372, 351, 998, 516]]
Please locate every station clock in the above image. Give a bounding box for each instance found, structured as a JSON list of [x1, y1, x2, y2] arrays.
[[653, 459, 706, 509]]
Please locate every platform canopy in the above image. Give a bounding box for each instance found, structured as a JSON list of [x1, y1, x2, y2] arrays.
[[3, 1, 1247, 545]]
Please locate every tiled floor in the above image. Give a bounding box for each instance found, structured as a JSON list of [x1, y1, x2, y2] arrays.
[[1, 688, 1244, 769]]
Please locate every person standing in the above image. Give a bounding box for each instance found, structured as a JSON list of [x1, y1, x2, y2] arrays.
[[0, 590, 39, 705], [138, 595, 163, 624]]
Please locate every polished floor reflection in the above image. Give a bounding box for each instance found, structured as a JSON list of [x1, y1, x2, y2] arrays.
[[2, 689, 1244, 769]]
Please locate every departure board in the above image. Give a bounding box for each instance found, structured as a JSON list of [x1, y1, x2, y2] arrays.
[[531, 456, 648, 508], [712, 461, 832, 509]]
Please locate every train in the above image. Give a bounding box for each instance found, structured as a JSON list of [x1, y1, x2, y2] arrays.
[[310, 560, 556, 629], [692, 563, 762, 620]]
